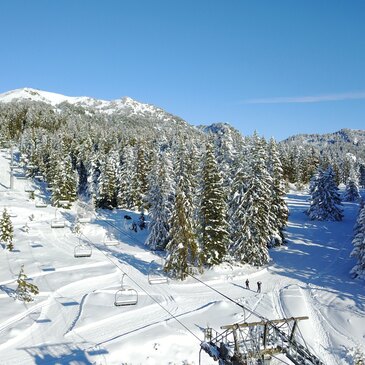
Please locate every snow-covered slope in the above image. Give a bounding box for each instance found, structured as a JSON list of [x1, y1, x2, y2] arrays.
[[0, 150, 364, 364]]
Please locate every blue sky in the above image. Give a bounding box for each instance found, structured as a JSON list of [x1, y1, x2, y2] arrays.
[[1, 0, 364, 140]]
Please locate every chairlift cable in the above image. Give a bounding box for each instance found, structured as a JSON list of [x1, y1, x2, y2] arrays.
[[187, 272, 316, 359], [186, 272, 265, 320], [78, 232, 201, 343], [271, 354, 293, 365]]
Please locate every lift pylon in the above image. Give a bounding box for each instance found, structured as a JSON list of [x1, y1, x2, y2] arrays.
[[201, 316, 324, 365]]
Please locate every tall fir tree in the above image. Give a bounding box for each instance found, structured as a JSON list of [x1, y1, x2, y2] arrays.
[[51, 151, 77, 208], [359, 164, 365, 189], [130, 142, 148, 210], [146, 151, 174, 250], [118, 145, 136, 209], [267, 138, 289, 246], [307, 166, 343, 221], [164, 147, 199, 279], [350, 203, 365, 279], [199, 141, 229, 266], [95, 151, 119, 209], [229, 133, 271, 265], [344, 177, 361, 202], [0, 208, 14, 251]]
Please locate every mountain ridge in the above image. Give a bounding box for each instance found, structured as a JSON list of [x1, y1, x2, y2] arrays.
[[1, 88, 364, 146]]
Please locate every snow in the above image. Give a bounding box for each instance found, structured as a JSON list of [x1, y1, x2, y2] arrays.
[[0, 88, 168, 119], [0, 151, 364, 364]]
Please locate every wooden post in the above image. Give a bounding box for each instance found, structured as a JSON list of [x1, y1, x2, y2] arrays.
[[263, 323, 268, 349], [10, 144, 14, 190], [289, 319, 298, 343], [232, 324, 240, 356]]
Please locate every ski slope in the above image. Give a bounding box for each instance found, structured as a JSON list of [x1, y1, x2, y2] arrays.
[[0, 149, 364, 365]]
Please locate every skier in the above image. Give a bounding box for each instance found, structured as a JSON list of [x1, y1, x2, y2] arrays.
[[257, 281, 262, 293], [131, 222, 137, 232], [245, 279, 250, 290]]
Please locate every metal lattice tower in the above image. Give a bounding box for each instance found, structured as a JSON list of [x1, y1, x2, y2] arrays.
[[201, 316, 324, 365]]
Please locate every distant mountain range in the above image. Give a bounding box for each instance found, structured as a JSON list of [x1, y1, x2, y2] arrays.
[[1, 88, 364, 158], [0, 88, 177, 121], [282, 128, 365, 147]]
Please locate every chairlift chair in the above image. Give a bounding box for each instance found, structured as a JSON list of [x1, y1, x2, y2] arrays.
[[34, 175, 44, 181], [104, 234, 119, 246], [74, 243, 92, 258], [78, 213, 91, 224], [148, 259, 168, 285], [51, 209, 65, 228], [35, 200, 47, 208], [7, 209, 17, 218], [46, 187, 53, 192], [58, 200, 70, 207], [78, 216, 91, 224], [24, 185, 35, 193], [51, 220, 65, 228], [114, 274, 138, 306]]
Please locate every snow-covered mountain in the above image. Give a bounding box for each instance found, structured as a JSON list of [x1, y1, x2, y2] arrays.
[[281, 128, 365, 161], [0, 87, 181, 122], [282, 128, 365, 147], [0, 87, 203, 142]]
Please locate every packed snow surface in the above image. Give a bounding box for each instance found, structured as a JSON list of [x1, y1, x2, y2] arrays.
[[0, 150, 364, 364]]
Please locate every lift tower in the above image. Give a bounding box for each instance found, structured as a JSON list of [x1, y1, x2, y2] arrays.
[[201, 316, 324, 365]]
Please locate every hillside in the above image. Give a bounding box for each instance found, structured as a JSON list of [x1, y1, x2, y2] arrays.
[[0, 88, 201, 142], [0, 149, 364, 364], [281, 128, 365, 160]]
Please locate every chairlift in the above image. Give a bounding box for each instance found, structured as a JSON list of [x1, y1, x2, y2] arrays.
[[114, 274, 138, 306], [7, 209, 17, 218], [58, 200, 70, 207], [148, 259, 168, 284], [78, 215, 91, 223], [74, 241, 92, 258], [51, 220, 65, 228], [51, 209, 65, 228], [24, 184, 35, 193], [34, 175, 44, 181], [35, 201, 47, 208], [46, 187, 53, 192], [27, 164, 35, 169], [104, 234, 119, 246]]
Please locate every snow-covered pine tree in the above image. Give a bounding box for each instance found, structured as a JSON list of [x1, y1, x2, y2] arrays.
[[229, 133, 271, 265], [95, 151, 119, 209], [87, 151, 102, 205], [164, 148, 199, 279], [350, 203, 365, 279], [199, 141, 229, 266], [76, 159, 89, 197], [16, 265, 39, 302], [301, 147, 320, 185], [359, 164, 365, 189], [0, 208, 14, 251], [51, 151, 77, 208], [130, 142, 148, 210], [344, 177, 361, 202], [307, 166, 343, 221], [146, 151, 174, 250], [118, 145, 136, 209], [267, 138, 289, 246]]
